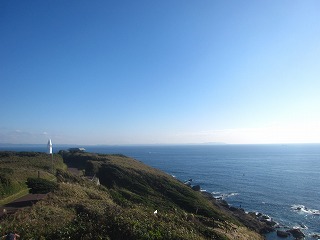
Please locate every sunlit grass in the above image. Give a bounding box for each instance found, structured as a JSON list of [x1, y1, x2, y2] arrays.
[[0, 152, 66, 199], [0, 152, 264, 240]]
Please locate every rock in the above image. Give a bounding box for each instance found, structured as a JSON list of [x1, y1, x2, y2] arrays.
[[192, 185, 201, 191], [260, 225, 274, 234], [218, 199, 229, 208], [248, 212, 257, 218], [201, 191, 213, 199], [312, 234, 320, 239], [184, 179, 193, 185], [265, 220, 278, 227], [287, 228, 305, 239], [276, 230, 290, 238], [184, 181, 191, 186], [229, 206, 238, 211]]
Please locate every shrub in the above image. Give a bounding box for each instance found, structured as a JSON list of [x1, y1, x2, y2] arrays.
[[26, 178, 58, 194]]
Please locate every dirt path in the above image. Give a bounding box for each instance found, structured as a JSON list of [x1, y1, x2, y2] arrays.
[[0, 193, 47, 218], [0, 168, 80, 218]]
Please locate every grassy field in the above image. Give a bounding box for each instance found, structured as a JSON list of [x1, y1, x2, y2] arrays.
[[0, 188, 29, 206], [0, 152, 265, 240], [0, 151, 66, 201]]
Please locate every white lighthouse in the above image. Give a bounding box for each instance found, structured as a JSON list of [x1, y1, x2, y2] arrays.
[[47, 139, 52, 154]]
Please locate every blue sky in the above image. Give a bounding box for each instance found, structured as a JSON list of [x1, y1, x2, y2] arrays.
[[1, 0, 320, 145]]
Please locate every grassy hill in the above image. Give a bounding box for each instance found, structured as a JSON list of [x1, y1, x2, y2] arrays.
[[0, 151, 65, 202], [0, 151, 266, 240]]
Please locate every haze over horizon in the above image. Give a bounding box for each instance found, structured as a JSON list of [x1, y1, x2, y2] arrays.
[[1, 1, 320, 145]]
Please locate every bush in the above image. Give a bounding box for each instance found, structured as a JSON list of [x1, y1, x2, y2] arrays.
[[26, 178, 58, 194], [0, 168, 16, 196]]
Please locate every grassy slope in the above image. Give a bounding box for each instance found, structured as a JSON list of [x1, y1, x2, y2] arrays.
[[0, 152, 66, 201], [0, 152, 264, 240]]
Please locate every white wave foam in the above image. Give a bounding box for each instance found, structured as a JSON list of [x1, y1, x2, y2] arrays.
[[212, 191, 221, 195], [292, 224, 308, 230], [211, 192, 239, 199], [291, 204, 320, 215]]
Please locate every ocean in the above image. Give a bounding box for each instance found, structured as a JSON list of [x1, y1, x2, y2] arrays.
[[1, 144, 320, 239]]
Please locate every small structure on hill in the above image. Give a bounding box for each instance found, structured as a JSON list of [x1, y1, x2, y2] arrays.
[[68, 147, 86, 153]]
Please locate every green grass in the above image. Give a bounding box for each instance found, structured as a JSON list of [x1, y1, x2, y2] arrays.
[[0, 152, 264, 240], [0, 188, 29, 206], [0, 151, 66, 199]]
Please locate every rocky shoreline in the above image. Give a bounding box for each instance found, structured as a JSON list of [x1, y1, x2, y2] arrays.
[[185, 181, 309, 240]]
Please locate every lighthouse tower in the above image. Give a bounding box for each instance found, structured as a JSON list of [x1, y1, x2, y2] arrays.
[[47, 139, 52, 154]]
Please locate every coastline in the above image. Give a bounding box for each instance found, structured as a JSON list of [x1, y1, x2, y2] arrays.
[[180, 178, 310, 240], [1, 144, 319, 239], [1, 150, 265, 239], [181, 179, 275, 234]]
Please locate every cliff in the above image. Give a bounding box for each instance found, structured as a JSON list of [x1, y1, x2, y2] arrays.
[[1, 151, 266, 239]]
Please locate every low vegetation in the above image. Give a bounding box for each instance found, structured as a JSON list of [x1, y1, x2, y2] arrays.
[[0, 152, 65, 200], [0, 151, 264, 240], [26, 178, 58, 194]]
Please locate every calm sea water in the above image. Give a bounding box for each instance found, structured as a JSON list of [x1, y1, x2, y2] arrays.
[[2, 144, 320, 239]]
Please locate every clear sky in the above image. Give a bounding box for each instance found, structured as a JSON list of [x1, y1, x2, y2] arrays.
[[1, 0, 320, 145]]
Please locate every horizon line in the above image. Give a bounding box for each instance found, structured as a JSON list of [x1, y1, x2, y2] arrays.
[[1, 142, 320, 147]]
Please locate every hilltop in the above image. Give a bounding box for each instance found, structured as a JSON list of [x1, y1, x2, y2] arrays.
[[0, 151, 268, 239], [0, 151, 65, 202]]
